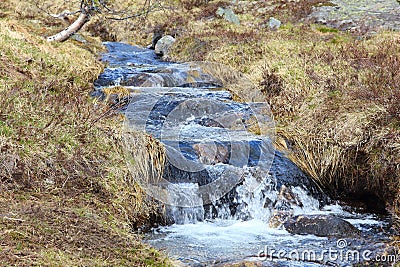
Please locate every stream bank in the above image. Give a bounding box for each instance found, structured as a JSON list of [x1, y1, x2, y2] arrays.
[[0, 15, 169, 266]]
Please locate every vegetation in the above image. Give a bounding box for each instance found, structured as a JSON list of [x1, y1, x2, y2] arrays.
[[1, 0, 399, 265], [0, 0, 169, 265]]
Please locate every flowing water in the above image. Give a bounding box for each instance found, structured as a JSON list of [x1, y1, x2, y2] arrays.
[[93, 42, 394, 266]]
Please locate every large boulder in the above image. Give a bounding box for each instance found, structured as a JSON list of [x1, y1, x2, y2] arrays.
[[155, 35, 176, 56], [283, 214, 360, 237]]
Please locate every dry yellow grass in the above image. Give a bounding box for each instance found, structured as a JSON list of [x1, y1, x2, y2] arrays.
[[0, 1, 170, 265]]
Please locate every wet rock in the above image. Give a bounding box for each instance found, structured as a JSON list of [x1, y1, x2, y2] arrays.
[[193, 117, 224, 128], [263, 197, 273, 208], [155, 35, 176, 56], [193, 143, 229, 165], [90, 89, 106, 101], [121, 73, 162, 87], [179, 81, 223, 88], [268, 185, 305, 228], [269, 151, 329, 205], [276, 185, 303, 208], [284, 215, 361, 237], [269, 210, 293, 228]]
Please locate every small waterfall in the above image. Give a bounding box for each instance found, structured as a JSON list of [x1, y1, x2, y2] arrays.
[[232, 169, 278, 222], [166, 183, 205, 224], [94, 42, 391, 266], [164, 163, 321, 225]]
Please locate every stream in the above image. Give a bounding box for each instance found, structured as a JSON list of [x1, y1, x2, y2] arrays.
[[92, 42, 394, 266]]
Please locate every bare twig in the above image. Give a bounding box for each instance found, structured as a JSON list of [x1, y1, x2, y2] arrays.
[[47, 9, 89, 42], [0, 214, 25, 222], [43, 0, 165, 41], [49, 9, 82, 19]]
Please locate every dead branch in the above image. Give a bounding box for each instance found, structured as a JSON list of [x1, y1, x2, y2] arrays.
[[47, 10, 89, 42]]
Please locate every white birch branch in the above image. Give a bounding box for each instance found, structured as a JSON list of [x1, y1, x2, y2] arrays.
[[47, 12, 90, 42]]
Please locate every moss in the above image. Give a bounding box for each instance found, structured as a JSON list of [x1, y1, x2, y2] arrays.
[[315, 25, 339, 33], [0, 121, 13, 137]]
